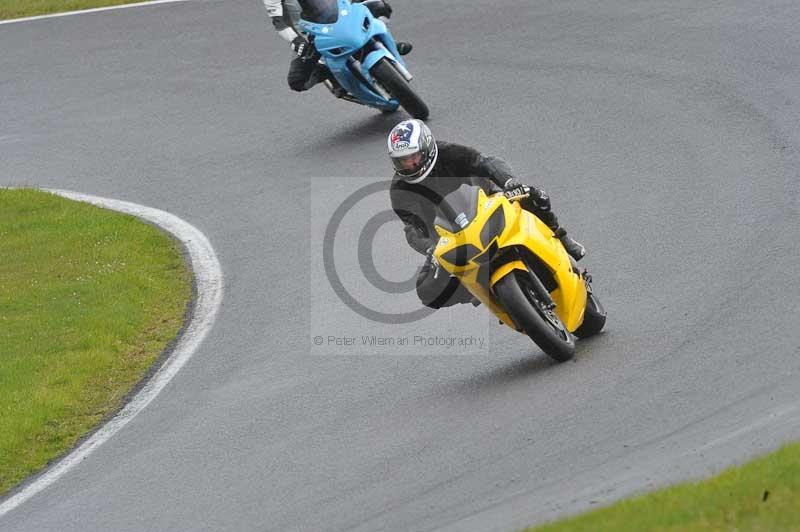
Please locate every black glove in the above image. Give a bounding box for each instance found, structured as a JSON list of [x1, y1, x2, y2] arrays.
[[528, 187, 551, 211], [419, 245, 441, 279], [291, 36, 315, 60], [504, 178, 551, 211]]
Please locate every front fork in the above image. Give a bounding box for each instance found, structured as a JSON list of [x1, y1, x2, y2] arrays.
[[324, 37, 408, 103], [524, 266, 557, 310], [353, 38, 411, 100], [371, 41, 412, 81], [491, 251, 557, 310], [345, 56, 392, 100]]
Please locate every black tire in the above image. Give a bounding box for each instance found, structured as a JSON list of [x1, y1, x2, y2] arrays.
[[370, 58, 429, 119], [494, 270, 575, 362], [573, 292, 607, 339]]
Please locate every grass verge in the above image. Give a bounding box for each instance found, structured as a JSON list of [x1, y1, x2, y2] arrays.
[[526, 441, 800, 532], [0, 188, 191, 496], [0, 0, 149, 20]]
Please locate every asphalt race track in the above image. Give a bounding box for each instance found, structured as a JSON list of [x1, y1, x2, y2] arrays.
[[2, 1, 800, 530]]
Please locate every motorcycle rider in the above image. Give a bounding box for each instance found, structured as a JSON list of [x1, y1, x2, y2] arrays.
[[388, 119, 587, 309], [263, 0, 413, 93]]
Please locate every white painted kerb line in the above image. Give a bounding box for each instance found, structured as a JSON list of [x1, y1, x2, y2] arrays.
[[0, 0, 194, 26], [0, 189, 223, 518]]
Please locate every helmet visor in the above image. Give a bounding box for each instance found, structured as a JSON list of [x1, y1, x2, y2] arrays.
[[391, 152, 424, 177]]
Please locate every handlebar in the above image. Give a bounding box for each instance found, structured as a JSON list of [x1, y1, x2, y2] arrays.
[[507, 192, 530, 202], [503, 187, 530, 202]]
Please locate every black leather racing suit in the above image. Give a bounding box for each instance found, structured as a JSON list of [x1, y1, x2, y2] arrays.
[[390, 141, 565, 309]]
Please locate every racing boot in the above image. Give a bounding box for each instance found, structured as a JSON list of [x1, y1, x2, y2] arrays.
[[396, 42, 413, 56], [532, 204, 586, 262], [553, 227, 586, 261], [517, 188, 586, 261]]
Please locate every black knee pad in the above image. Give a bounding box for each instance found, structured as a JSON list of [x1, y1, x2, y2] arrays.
[[416, 278, 446, 309], [288, 78, 308, 92], [287, 57, 315, 92], [417, 273, 470, 309]]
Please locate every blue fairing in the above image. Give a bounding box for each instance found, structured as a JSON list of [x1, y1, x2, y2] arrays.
[[298, 0, 409, 111]]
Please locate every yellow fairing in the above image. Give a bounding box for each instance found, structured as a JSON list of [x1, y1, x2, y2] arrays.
[[434, 189, 587, 332]]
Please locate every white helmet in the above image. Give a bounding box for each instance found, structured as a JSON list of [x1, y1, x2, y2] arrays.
[[387, 119, 438, 183]]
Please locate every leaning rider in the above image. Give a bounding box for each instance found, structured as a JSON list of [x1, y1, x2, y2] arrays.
[[388, 119, 586, 309], [262, 0, 413, 93]]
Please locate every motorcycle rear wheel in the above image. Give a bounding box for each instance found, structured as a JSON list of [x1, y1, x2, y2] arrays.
[[494, 270, 575, 362], [370, 58, 429, 119], [573, 292, 606, 339]]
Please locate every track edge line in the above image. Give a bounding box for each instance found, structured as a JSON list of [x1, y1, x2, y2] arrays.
[[0, 188, 223, 519], [0, 0, 195, 26]]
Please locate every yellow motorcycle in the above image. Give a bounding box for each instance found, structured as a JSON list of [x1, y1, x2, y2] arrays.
[[432, 184, 606, 361]]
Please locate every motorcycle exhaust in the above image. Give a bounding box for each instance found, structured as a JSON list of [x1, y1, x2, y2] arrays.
[[324, 79, 367, 106]]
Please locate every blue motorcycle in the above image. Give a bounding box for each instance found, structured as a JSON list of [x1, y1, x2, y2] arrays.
[[298, 0, 429, 119]]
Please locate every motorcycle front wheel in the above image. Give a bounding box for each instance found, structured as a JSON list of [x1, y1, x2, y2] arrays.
[[370, 58, 429, 119], [494, 270, 575, 362]]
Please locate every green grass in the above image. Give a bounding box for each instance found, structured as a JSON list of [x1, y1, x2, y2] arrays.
[[0, 188, 191, 495], [0, 0, 148, 20], [526, 442, 800, 532]]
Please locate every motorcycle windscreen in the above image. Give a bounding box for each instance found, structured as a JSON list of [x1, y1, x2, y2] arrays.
[[300, 0, 339, 24], [434, 184, 481, 234]]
